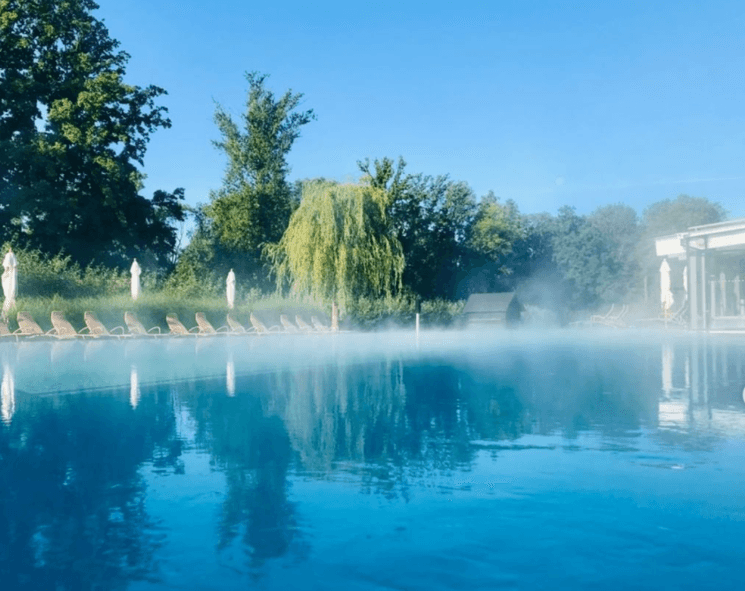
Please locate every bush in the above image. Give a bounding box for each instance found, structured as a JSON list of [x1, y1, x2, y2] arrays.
[[346, 295, 464, 331], [4, 244, 130, 300]]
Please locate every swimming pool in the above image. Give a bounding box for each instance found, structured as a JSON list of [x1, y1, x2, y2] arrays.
[[2, 331, 744, 590]]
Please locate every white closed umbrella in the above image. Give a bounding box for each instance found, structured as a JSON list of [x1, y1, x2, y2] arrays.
[[226, 269, 236, 309], [2, 249, 17, 318], [660, 259, 674, 312], [130, 259, 141, 301]]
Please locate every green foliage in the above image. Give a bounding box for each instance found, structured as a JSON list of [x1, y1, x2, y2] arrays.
[[0, 0, 184, 269], [346, 295, 465, 331], [206, 72, 315, 288], [359, 158, 475, 299], [2, 243, 129, 301], [586, 203, 640, 302], [358, 158, 524, 300], [641, 194, 726, 239], [468, 193, 524, 263], [268, 182, 404, 312], [548, 206, 624, 309]]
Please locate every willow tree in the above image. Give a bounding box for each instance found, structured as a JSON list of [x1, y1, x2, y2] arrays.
[[267, 182, 404, 312]]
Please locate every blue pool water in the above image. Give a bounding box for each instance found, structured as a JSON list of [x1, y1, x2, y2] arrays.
[[1, 331, 745, 590]]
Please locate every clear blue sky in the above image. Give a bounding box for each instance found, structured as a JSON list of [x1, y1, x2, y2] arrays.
[[96, 0, 745, 219]]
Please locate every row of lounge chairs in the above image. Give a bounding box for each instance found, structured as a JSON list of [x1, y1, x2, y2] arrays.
[[0, 311, 335, 339], [571, 301, 690, 329]]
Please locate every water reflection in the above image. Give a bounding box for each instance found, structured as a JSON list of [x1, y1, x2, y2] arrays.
[[0, 385, 180, 589], [226, 352, 235, 397], [130, 365, 140, 409], [1, 361, 14, 424], [1, 336, 745, 587], [657, 338, 745, 439]]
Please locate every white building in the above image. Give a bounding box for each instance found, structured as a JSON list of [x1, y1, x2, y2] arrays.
[[656, 218, 745, 331]]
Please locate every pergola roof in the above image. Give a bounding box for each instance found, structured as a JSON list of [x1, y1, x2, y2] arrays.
[[656, 217, 745, 258]]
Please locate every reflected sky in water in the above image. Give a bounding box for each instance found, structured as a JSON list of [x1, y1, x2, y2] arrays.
[[1, 332, 745, 590]]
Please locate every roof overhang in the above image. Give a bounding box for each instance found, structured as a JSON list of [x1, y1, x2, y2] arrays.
[[655, 218, 745, 258]]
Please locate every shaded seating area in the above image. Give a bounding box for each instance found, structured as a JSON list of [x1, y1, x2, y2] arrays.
[[655, 217, 745, 331]]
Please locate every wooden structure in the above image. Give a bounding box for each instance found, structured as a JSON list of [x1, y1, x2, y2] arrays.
[[462, 292, 523, 328]]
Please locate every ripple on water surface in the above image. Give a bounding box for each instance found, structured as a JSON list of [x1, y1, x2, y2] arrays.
[[1, 332, 744, 590]]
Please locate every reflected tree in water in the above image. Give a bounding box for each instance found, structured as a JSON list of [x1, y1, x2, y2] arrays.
[[0, 387, 179, 590], [182, 378, 302, 569]]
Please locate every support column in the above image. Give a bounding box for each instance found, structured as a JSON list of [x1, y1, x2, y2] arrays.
[[701, 250, 707, 331], [720, 271, 727, 316], [689, 253, 699, 330], [710, 276, 716, 319], [735, 275, 742, 315]]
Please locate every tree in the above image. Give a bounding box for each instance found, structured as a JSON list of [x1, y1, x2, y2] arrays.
[[267, 182, 404, 312], [549, 206, 620, 310], [640, 194, 726, 239], [357, 157, 487, 299], [0, 0, 184, 268], [587, 203, 640, 302], [206, 72, 315, 289]]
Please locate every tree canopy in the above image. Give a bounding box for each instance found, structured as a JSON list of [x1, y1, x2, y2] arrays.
[[206, 72, 315, 288], [0, 0, 184, 268], [267, 181, 404, 312]]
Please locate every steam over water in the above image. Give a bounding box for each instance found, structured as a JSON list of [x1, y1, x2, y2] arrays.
[[2, 331, 745, 590]]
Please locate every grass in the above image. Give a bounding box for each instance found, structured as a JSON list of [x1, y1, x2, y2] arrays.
[[4, 291, 465, 333]]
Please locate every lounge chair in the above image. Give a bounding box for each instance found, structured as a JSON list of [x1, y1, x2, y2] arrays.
[[590, 304, 615, 324], [195, 312, 229, 335], [226, 313, 253, 334], [51, 311, 89, 338], [249, 313, 281, 334], [295, 315, 315, 332], [280, 314, 299, 333], [596, 304, 629, 328], [83, 311, 127, 338], [0, 319, 13, 337], [636, 302, 688, 328], [166, 314, 201, 336], [124, 311, 162, 336], [311, 316, 330, 332], [15, 312, 50, 337]]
